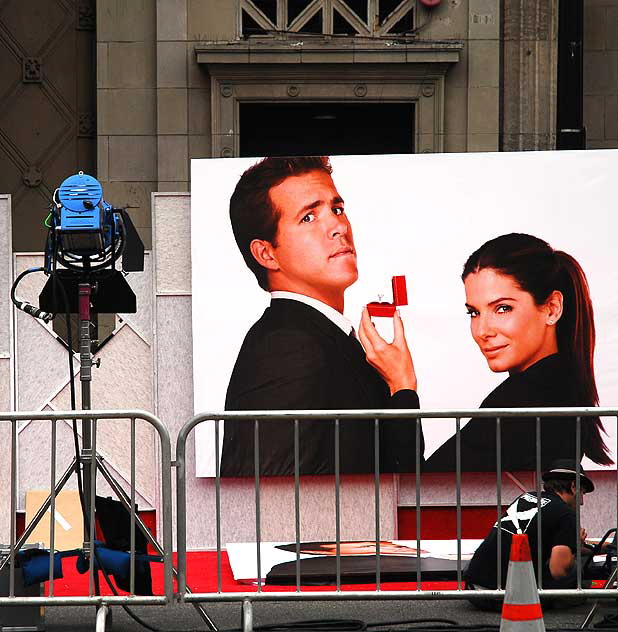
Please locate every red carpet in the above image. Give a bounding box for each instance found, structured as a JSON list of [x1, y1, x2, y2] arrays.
[[44, 551, 460, 596]]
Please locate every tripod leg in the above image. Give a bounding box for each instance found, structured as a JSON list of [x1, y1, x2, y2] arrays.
[[96, 458, 218, 631], [0, 459, 77, 573], [97, 459, 163, 554]]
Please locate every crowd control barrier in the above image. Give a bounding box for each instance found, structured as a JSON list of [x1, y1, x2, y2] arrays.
[[0, 409, 173, 623], [2, 408, 617, 631], [176, 408, 618, 631]]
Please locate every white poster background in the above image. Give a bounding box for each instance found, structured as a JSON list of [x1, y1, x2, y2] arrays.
[[191, 150, 618, 477]]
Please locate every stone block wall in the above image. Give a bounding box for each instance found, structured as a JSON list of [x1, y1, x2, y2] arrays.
[[97, 0, 158, 249], [96, 0, 507, 249], [584, 0, 618, 149], [502, 0, 559, 150]]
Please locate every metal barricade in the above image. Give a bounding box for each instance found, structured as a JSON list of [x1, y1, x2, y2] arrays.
[[0, 409, 173, 610], [176, 408, 618, 620]]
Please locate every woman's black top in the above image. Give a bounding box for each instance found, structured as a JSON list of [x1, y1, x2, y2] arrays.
[[425, 353, 588, 472]]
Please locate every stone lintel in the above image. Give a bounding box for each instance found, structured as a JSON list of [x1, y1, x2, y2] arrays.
[[195, 40, 463, 65]]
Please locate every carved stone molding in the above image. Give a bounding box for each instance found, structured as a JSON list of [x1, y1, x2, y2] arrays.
[[196, 40, 462, 65], [421, 84, 434, 98], [198, 41, 461, 158]]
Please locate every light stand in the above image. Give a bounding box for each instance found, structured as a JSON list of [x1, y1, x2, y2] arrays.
[[78, 282, 97, 592], [5, 276, 219, 631], [7, 167, 219, 629]]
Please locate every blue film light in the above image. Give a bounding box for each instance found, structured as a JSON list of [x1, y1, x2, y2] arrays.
[[55, 172, 116, 255]]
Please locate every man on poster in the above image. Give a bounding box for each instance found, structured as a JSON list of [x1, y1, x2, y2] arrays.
[[220, 156, 423, 476]]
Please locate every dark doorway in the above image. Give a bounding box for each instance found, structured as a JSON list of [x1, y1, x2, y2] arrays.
[[239, 103, 414, 157], [556, 0, 585, 149]]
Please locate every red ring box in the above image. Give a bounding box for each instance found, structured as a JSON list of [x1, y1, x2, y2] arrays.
[[367, 276, 408, 318]]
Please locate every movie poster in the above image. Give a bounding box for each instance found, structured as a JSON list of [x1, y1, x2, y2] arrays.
[[191, 151, 618, 477]]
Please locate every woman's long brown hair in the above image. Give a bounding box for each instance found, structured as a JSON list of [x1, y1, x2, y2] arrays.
[[463, 233, 612, 465]]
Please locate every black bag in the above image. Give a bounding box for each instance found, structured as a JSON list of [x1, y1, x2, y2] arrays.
[[94, 495, 153, 595]]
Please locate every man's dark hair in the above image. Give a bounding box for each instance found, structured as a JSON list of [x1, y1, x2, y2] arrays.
[[542, 478, 575, 495], [229, 156, 333, 290]]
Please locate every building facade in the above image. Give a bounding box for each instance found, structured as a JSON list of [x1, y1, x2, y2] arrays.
[[1, 0, 618, 546], [1, 0, 616, 252]]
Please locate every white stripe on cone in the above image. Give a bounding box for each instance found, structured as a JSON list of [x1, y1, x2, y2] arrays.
[[500, 535, 545, 632]]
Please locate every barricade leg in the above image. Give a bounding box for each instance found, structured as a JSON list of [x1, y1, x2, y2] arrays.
[[95, 604, 109, 632], [242, 599, 253, 632]]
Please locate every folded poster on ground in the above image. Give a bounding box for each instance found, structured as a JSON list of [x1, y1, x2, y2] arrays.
[[226, 540, 483, 584]]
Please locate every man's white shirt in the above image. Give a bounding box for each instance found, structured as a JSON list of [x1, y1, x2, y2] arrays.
[[270, 291, 353, 336]]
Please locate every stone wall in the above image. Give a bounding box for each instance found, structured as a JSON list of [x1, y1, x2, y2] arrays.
[[584, 0, 618, 149], [502, 0, 559, 150], [96, 0, 506, 247]]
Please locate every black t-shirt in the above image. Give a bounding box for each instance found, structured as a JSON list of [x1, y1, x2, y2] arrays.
[[465, 490, 577, 589]]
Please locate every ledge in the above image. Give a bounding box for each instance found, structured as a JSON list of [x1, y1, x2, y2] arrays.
[[195, 38, 463, 65]]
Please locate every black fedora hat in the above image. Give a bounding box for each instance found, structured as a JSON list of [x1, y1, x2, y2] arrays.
[[542, 458, 594, 493]]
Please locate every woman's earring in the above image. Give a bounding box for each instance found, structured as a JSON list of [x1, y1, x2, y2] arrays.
[[547, 320, 554, 325]]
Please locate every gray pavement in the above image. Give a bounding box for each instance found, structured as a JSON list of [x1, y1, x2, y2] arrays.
[[40, 597, 618, 631]]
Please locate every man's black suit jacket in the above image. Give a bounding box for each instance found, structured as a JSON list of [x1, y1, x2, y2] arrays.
[[220, 299, 423, 476]]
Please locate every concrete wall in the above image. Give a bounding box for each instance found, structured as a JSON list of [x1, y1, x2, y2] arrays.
[[502, 0, 559, 150], [584, 0, 618, 149], [96, 0, 212, 248], [92, 0, 615, 550], [97, 0, 158, 249], [3, 0, 609, 549], [100, 0, 618, 232], [96, 0, 508, 246], [102, 0, 618, 209], [0, 195, 12, 541]]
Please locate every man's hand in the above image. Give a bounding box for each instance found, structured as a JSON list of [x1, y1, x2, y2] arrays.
[[581, 528, 588, 545], [358, 307, 417, 395]]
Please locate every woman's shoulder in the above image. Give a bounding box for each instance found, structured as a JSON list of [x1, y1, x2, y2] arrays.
[[480, 354, 576, 409]]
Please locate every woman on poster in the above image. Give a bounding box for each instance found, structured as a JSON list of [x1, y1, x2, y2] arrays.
[[361, 232, 612, 471]]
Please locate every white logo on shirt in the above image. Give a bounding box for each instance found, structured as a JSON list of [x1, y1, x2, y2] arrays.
[[496, 494, 551, 535]]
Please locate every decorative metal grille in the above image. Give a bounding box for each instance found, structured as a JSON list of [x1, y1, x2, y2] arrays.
[[240, 0, 415, 38]]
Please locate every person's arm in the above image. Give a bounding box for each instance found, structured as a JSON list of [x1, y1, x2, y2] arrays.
[[548, 544, 575, 579], [357, 307, 424, 469], [357, 307, 417, 394]]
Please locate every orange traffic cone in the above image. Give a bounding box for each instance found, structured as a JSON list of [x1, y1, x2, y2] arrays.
[[500, 534, 545, 631]]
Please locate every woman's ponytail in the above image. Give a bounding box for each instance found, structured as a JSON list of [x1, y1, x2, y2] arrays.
[[555, 250, 612, 465]]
